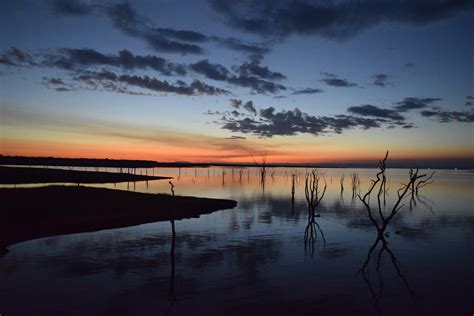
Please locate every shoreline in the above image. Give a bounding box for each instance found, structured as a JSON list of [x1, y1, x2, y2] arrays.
[[0, 166, 170, 184]]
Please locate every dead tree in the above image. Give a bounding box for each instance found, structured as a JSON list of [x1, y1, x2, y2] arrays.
[[252, 152, 268, 185], [358, 151, 434, 309], [168, 181, 175, 196], [304, 170, 327, 253]]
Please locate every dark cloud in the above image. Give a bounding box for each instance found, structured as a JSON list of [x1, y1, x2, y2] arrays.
[[42, 77, 65, 85], [0, 47, 36, 66], [291, 88, 324, 95], [466, 96, 473, 106], [228, 75, 286, 94], [321, 72, 357, 88], [51, 1, 268, 55], [54, 86, 76, 92], [219, 105, 392, 138], [74, 69, 229, 96], [226, 135, 246, 140], [231, 110, 241, 117], [229, 99, 243, 108], [243, 101, 257, 115], [394, 97, 442, 111], [189, 58, 287, 93], [51, 0, 93, 15], [45, 48, 186, 76], [348, 104, 405, 120], [371, 73, 391, 87], [190, 59, 230, 81], [404, 62, 415, 68], [234, 55, 286, 80], [41, 76, 77, 92], [420, 109, 474, 123], [210, 0, 473, 40]]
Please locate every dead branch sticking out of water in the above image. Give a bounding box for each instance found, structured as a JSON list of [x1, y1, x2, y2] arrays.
[[358, 151, 434, 311], [304, 170, 327, 254]]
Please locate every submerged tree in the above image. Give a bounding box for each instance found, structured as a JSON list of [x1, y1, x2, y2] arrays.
[[252, 152, 268, 186], [304, 170, 327, 254], [358, 151, 434, 312]]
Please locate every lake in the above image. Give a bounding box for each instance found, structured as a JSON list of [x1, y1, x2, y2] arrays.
[[0, 167, 472, 315]]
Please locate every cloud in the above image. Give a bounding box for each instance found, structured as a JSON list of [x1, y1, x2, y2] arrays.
[[348, 104, 405, 120], [404, 62, 415, 68], [394, 97, 442, 111], [0, 47, 36, 67], [1, 47, 286, 95], [243, 101, 257, 115], [190, 59, 230, 81], [210, 0, 473, 40], [234, 55, 286, 80], [226, 135, 247, 140], [228, 75, 287, 94], [41, 76, 77, 92], [51, 0, 93, 15], [466, 96, 473, 106], [51, 1, 268, 55], [229, 99, 243, 108], [217, 105, 394, 138], [321, 72, 357, 88], [45, 48, 186, 76], [371, 73, 391, 87], [189, 58, 287, 93], [420, 109, 474, 123], [74, 69, 229, 96], [291, 88, 324, 95]]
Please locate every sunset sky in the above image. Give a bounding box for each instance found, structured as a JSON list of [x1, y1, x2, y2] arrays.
[[1, 0, 473, 165]]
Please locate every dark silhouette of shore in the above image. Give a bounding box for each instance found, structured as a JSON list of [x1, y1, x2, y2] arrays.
[[2, 155, 472, 169], [0, 166, 170, 184], [0, 186, 237, 249]]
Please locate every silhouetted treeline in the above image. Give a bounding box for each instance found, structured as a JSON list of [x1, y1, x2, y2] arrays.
[[1, 155, 471, 169]]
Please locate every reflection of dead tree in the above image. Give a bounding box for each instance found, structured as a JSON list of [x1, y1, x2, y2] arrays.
[[291, 173, 296, 200], [340, 173, 345, 194], [304, 170, 327, 254], [167, 219, 176, 315], [351, 172, 360, 199], [415, 171, 435, 194], [358, 151, 433, 312]]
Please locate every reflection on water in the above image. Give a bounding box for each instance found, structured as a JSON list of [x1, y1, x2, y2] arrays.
[[0, 166, 473, 315]]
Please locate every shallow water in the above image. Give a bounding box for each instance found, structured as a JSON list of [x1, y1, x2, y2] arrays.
[[0, 167, 473, 315]]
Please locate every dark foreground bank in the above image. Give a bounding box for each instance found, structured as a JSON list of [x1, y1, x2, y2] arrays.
[[0, 186, 237, 250], [0, 166, 169, 184]]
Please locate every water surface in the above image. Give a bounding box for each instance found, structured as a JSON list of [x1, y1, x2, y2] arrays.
[[0, 167, 472, 315]]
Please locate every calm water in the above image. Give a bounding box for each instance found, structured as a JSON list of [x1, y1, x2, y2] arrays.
[[0, 167, 473, 315]]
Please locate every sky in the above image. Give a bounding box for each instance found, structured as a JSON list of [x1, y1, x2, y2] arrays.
[[0, 0, 473, 166]]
